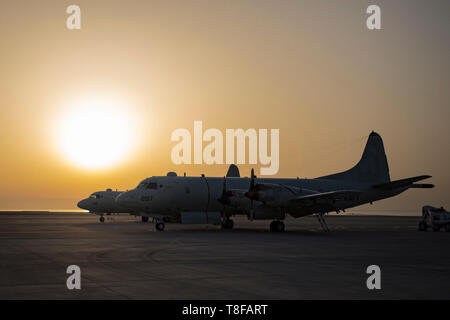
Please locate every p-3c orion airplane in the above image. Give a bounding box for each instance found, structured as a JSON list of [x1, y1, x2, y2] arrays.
[[77, 189, 127, 222], [115, 131, 434, 232]]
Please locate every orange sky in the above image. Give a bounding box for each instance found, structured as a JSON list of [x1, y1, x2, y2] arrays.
[[0, 0, 449, 212]]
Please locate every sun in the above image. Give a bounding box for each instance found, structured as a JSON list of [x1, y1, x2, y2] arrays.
[[56, 97, 136, 170]]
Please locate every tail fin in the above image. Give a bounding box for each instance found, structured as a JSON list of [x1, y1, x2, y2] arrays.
[[319, 131, 390, 185]]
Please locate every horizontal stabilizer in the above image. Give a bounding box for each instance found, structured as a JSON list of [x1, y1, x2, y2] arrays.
[[409, 183, 434, 189], [372, 175, 432, 190], [290, 190, 361, 206]]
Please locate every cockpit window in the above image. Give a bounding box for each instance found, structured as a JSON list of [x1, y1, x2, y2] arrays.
[[137, 180, 158, 189], [137, 182, 148, 189], [90, 194, 102, 199]]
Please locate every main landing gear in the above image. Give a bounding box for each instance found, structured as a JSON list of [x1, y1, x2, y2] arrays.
[[221, 218, 234, 229], [270, 220, 285, 232], [155, 221, 165, 231]]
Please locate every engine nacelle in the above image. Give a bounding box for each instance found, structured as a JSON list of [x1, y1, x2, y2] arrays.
[[246, 183, 319, 209]]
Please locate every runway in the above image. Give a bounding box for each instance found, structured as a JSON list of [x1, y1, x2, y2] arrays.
[[0, 212, 448, 299]]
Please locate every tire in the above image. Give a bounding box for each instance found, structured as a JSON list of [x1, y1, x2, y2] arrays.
[[99, 216, 105, 223], [270, 221, 285, 232], [275, 221, 285, 232], [155, 222, 165, 231], [222, 219, 234, 229], [418, 221, 427, 231], [141, 216, 149, 223], [432, 226, 440, 232], [445, 224, 450, 232], [269, 221, 276, 232]]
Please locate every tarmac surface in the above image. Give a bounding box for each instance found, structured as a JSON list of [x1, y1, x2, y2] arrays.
[[0, 212, 449, 299]]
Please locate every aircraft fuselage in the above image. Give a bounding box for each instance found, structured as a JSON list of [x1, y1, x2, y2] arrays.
[[116, 176, 407, 220]]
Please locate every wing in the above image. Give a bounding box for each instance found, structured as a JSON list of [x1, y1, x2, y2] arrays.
[[289, 190, 362, 207]]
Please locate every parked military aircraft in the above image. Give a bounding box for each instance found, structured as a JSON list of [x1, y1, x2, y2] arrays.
[[116, 132, 433, 232], [77, 189, 127, 222]]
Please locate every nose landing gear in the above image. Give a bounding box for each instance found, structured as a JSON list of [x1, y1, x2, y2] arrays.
[[155, 221, 165, 231], [99, 216, 105, 223]]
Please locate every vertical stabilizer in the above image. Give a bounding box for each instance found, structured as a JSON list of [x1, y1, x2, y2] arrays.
[[319, 132, 390, 185]]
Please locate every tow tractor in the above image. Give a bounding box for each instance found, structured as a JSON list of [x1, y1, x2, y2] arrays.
[[419, 206, 450, 232]]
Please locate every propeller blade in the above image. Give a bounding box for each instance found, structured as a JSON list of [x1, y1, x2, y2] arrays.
[[218, 176, 230, 206], [249, 168, 255, 191], [222, 176, 226, 197], [245, 169, 256, 218]]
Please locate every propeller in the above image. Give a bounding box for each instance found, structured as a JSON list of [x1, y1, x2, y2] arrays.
[[245, 169, 257, 199], [217, 176, 231, 206], [245, 168, 257, 220]]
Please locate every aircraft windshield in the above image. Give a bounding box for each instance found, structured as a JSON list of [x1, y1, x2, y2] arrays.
[[137, 182, 148, 189], [137, 180, 157, 189]]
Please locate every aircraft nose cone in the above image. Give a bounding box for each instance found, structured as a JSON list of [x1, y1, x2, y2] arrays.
[[77, 199, 88, 210]]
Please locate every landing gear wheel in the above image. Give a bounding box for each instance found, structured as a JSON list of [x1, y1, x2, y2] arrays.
[[418, 221, 427, 231], [221, 219, 234, 229], [270, 220, 285, 232], [433, 226, 440, 232], [270, 221, 276, 232], [141, 216, 149, 223], [155, 222, 165, 231], [445, 224, 450, 232], [99, 216, 105, 223]]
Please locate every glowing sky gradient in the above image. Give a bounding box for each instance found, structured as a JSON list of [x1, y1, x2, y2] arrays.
[[0, 0, 449, 212]]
